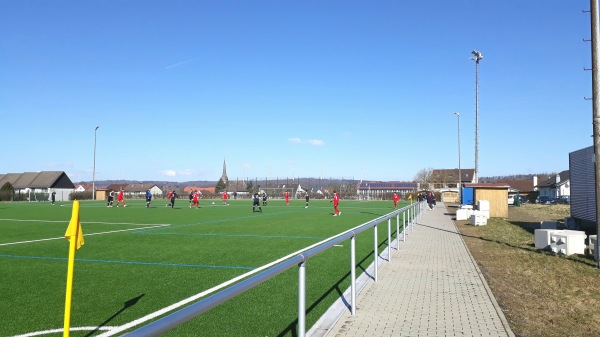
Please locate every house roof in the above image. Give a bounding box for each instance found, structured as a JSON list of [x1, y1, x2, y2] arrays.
[[496, 179, 534, 192], [430, 169, 475, 183], [464, 183, 510, 189], [536, 170, 570, 188], [0, 171, 74, 189]]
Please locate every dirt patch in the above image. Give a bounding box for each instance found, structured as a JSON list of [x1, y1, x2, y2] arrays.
[[453, 204, 600, 337]]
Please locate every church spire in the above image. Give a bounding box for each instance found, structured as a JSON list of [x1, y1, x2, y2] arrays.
[[221, 159, 229, 185]]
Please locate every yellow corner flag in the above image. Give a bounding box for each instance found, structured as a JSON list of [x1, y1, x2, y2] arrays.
[[65, 200, 84, 249], [64, 200, 84, 337], [408, 194, 413, 204]]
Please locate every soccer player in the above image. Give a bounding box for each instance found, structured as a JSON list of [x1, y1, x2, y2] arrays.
[[51, 191, 56, 205], [107, 190, 114, 207], [166, 189, 173, 207], [285, 191, 289, 205], [189, 190, 194, 205], [116, 188, 127, 207], [252, 191, 262, 212], [222, 191, 228, 205], [392, 193, 400, 208], [191, 190, 201, 208], [170, 191, 177, 208], [262, 192, 268, 206], [305, 192, 309, 208], [331, 190, 341, 216], [145, 189, 152, 208]]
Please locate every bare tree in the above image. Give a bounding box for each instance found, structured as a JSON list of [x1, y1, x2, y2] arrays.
[[413, 168, 433, 190]]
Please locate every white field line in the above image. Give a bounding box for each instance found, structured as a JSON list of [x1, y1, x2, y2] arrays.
[[0, 218, 165, 226], [11, 326, 115, 337], [0, 225, 170, 247], [97, 215, 384, 337]]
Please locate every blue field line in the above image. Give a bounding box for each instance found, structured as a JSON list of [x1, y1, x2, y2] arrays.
[[134, 232, 325, 240], [0, 254, 255, 270]]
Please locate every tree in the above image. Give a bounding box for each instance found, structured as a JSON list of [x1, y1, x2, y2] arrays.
[[215, 178, 227, 194], [245, 181, 254, 193], [0, 182, 14, 201], [413, 168, 433, 190]]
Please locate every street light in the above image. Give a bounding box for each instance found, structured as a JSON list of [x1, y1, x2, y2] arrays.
[[92, 126, 99, 201], [453, 112, 461, 204], [470, 49, 483, 183]]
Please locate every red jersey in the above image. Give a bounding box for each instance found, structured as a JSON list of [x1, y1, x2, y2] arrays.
[[285, 192, 289, 200], [333, 193, 340, 206], [193, 192, 200, 202], [393, 193, 399, 202], [118, 190, 124, 200], [222, 192, 227, 200]]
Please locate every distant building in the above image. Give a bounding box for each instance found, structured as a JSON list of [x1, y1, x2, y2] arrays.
[[357, 181, 417, 200], [0, 171, 75, 202]]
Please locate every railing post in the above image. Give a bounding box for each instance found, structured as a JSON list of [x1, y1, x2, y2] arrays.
[[387, 218, 391, 261], [374, 223, 378, 282], [350, 234, 356, 315], [403, 210, 406, 241], [298, 260, 306, 337], [396, 214, 400, 249]]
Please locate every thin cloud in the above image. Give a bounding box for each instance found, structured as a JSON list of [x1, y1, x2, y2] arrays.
[[165, 58, 199, 70], [307, 139, 325, 146], [160, 170, 177, 177], [288, 137, 302, 143]]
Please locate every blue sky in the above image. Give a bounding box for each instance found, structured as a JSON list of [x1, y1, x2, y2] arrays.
[[0, 1, 593, 183]]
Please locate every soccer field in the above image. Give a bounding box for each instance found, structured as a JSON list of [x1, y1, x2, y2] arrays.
[[0, 198, 408, 337]]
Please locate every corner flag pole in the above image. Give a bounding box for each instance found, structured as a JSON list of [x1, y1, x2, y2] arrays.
[[63, 200, 84, 337]]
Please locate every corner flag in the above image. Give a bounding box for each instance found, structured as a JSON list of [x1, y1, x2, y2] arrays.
[[65, 200, 84, 249], [64, 200, 84, 337]]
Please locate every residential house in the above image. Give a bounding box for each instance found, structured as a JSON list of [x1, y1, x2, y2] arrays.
[[0, 171, 75, 202], [74, 184, 92, 192], [535, 170, 570, 201]]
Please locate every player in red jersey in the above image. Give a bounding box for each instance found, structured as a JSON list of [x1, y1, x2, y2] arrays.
[[331, 190, 341, 216], [285, 191, 290, 205], [191, 190, 201, 208], [222, 191, 228, 205], [116, 188, 127, 207], [392, 193, 400, 208]]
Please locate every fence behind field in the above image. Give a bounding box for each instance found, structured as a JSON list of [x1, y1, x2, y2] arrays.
[[119, 202, 424, 337]]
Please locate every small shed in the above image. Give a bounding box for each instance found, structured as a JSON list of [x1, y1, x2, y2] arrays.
[[464, 183, 510, 218]]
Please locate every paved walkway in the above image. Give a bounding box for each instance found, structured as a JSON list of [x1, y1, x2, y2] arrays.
[[309, 202, 514, 337]]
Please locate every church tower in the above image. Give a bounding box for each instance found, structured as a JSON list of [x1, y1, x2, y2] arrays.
[[221, 159, 229, 187]]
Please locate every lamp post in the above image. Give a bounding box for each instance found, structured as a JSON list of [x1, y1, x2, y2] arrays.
[[470, 49, 483, 183], [453, 112, 461, 204], [92, 126, 99, 201]]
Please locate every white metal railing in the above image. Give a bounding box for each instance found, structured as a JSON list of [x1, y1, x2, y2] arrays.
[[122, 201, 424, 337]]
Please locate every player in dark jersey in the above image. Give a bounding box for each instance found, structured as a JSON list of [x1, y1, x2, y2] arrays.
[[252, 191, 262, 213]]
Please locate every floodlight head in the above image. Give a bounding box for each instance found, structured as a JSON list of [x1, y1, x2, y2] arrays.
[[453, 112, 460, 116], [471, 50, 483, 61], [95, 126, 100, 130]]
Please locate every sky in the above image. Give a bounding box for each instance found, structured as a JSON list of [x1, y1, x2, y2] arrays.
[[0, 1, 594, 183]]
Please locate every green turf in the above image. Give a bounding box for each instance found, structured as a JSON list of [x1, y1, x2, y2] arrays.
[[0, 198, 412, 336]]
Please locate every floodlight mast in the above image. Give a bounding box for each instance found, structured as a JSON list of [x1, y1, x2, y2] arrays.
[[470, 50, 483, 183]]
